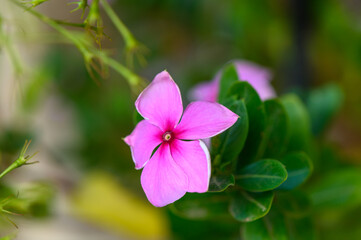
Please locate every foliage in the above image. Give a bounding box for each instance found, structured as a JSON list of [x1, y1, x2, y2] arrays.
[[0, 140, 38, 180], [0, 0, 360, 239], [168, 62, 351, 239], [0, 140, 52, 229], [4, 0, 147, 94]]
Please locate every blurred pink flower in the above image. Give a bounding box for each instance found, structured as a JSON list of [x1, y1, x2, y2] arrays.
[[190, 60, 276, 102], [124, 71, 238, 207]]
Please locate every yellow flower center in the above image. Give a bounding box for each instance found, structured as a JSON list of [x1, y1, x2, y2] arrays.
[[163, 132, 172, 142]]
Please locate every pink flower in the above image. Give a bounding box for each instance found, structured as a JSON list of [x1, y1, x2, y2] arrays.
[[190, 60, 276, 102], [124, 71, 238, 207]]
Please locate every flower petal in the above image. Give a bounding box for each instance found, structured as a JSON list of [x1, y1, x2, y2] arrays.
[[135, 71, 183, 131], [189, 80, 218, 102], [174, 101, 238, 140], [189, 60, 276, 102], [124, 120, 163, 169], [141, 143, 188, 207], [234, 60, 276, 100], [170, 140, 211, 192]]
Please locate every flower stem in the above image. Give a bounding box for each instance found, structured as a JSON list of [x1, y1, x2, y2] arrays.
[[100, 55, 146, 91], [0, 140, 38, 180], [10, 0, 86, 52], [9, 0, 146, 93], [99, 0, 136, 49], [53, 20, 101, 33]]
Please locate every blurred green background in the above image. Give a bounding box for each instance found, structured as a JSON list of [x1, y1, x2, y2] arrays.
[[0, 0, 361, 239]]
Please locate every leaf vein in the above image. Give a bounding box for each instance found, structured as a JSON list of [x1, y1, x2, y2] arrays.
[[237, 174, 283, 180]]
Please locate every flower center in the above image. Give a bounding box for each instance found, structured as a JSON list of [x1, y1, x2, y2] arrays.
[[162, 132, 173, 142]]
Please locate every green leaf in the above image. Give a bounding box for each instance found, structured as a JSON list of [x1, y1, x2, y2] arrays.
[[276, 191, 311, 218], [228, 82, 266, 164], [308, 168, 361, 210], [213, 99, 249, 170], [241, 209, 287, 240], [218, 63, 239, 103], [306, 84, 343, 135], [168, 209, 240, 240], [259, 99, 290, 158], [236, 159, 288, 192], [208, 174, 235, 192], [280, 94, 312, 155], [170, 193, 231, 220], [278, 152, 313, 190], [230, 191, 274, 222]]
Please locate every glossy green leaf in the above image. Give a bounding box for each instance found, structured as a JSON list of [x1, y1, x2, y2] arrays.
[[278, 152, 313, 190], [230, 191, 274, 222], [259, 99, 290, 158], [218, 63, 239, 103], [241, 209, 287, 240], [208, 174, 235, 192], [228, 82, 266, 164], [170, 192, 231, 220], [214, 99, 249, 170], [308, 168, 361, 210], [280, 94, 312, 155], [306, 84, 343, 135], [236, 159, 287, 192]]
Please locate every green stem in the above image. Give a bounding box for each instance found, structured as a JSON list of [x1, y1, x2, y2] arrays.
[[54, 20, 101, 33], [99, 0, 136, 48], [11, 0, 86, 53], [0, 162, 19, 179], [0, 140, 37, 180], [101, 55, 146, 93], [9, 0, 145, 92]]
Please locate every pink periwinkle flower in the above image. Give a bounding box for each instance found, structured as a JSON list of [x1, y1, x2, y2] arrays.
[[124, 71, 238, 207], [190, 60, 276, 102]]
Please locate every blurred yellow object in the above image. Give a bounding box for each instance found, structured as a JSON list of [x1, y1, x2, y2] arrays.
[[71, 172, 169, 239]]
